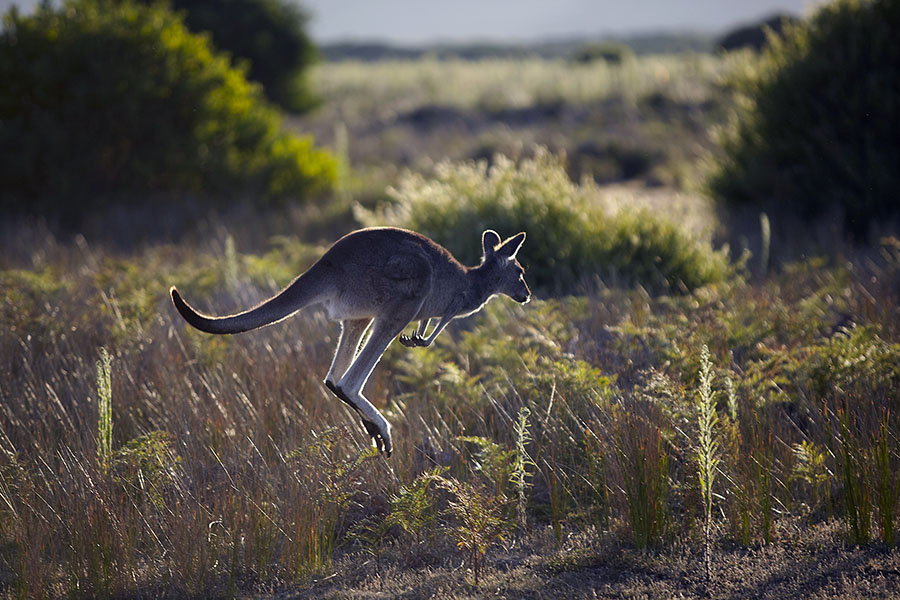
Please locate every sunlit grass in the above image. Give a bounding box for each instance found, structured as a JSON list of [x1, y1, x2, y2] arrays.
[[310, 53, 751, 116], [1, 221, 898, 597]]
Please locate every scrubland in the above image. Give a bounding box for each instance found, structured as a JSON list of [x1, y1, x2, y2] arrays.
[[293, 54, 743, 191], [2, 51, 899, 599]]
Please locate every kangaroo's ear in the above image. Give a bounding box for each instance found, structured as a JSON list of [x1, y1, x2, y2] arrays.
[[482, 230, 502, 257], [496, 232, 526, 260]]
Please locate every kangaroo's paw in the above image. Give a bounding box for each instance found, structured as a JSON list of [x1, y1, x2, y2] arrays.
[[399, 334, 426, 348]]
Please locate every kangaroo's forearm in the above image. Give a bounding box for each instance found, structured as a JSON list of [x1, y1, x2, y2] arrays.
[[417, 319, 429, 336], [419, 298, 466, 346], [398, 310, 457, 348], [420, 315, 453, 346]]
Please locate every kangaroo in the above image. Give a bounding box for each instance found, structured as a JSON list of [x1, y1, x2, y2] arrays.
[[170, 227, 530, 457]]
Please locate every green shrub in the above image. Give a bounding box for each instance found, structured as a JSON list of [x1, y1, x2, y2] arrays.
[[709, 0, 900, 238], [571, 41, 634, 65], [0, 0, 335, 221], [360, 149, 730, 295], [806, 325, 900, 397], [716, 13, 799, 52], [140, 0, 319, 112]]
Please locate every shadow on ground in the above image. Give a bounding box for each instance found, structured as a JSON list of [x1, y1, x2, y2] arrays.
[[283, 522, 900, 600]]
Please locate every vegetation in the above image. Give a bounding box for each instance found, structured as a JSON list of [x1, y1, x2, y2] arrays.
[[571, 41, 634, 65], [2, 3, 899, 595], [715, 13, 799, 52], [0, 0, 335, 222], [319, 33, 715, 62], [139, 0, 319, 112], [297, 52, 747, 195], [695, 345, 720, 585], [710, 0, 900, 239], [359, 148, 731, 294], [1, 221, 898, 597], [307, 54, 739, 115]]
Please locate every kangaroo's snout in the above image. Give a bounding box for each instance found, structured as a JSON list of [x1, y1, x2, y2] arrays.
[[515, 278, 532, 304]]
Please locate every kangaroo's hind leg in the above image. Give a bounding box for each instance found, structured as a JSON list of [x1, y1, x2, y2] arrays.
[[336, 306, 423, 457], [325, 318, 371, 389], [324, 318, 381, 440]]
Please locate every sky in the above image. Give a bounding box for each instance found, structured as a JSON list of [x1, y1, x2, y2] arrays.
[[2, 0, 821, 44], [300, 0, 820, 44]]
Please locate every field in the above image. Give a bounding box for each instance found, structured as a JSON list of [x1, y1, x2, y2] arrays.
[[294, 55, 740, 192], [2, 53, 900, 600]]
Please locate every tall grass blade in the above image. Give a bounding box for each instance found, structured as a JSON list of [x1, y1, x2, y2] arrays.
[[696, 344, 719, 584], [96, 347, 113, 474], [513, 405, 533, 532], [874, 411, 896, 545]]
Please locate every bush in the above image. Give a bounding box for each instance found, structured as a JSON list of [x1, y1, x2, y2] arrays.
[[716, 13, 799, 52], [709, 0, 900, 239], [0, 0, 335, 222], [571, 42, 634, 65], [142, 0, 319, 112], [359, 148, 730, 295]]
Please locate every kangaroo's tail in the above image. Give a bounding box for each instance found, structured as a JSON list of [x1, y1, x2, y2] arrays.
[[170, 267, 327, 335]]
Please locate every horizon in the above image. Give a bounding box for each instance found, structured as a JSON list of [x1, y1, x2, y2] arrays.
[[315, 28, 722, 49]]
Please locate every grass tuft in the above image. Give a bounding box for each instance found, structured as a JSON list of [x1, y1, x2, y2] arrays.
[[696, 344, 720, 584], [96, 347, 113, 474]]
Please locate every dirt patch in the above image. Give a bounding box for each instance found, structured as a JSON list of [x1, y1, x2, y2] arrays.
[[274, 522, 900, 600]]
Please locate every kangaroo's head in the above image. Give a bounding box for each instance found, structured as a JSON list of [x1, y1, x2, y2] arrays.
[[480, 230, 531, 304]]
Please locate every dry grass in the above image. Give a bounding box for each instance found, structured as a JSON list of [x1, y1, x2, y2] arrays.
[[306, 55, 742, 116], [291, 54, 752, 192], [1, 218, 899, 598]]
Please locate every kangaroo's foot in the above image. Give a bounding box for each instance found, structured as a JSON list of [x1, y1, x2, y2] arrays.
[[360, 419, 391, 456], [355, 415, 391, 457], [324, 380, 392, 457], [399, 333, 427, 348]]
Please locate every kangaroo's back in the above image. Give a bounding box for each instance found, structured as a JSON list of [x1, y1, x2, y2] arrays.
[[324, 227, 464, 272], [170, 228, 464, 334]]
